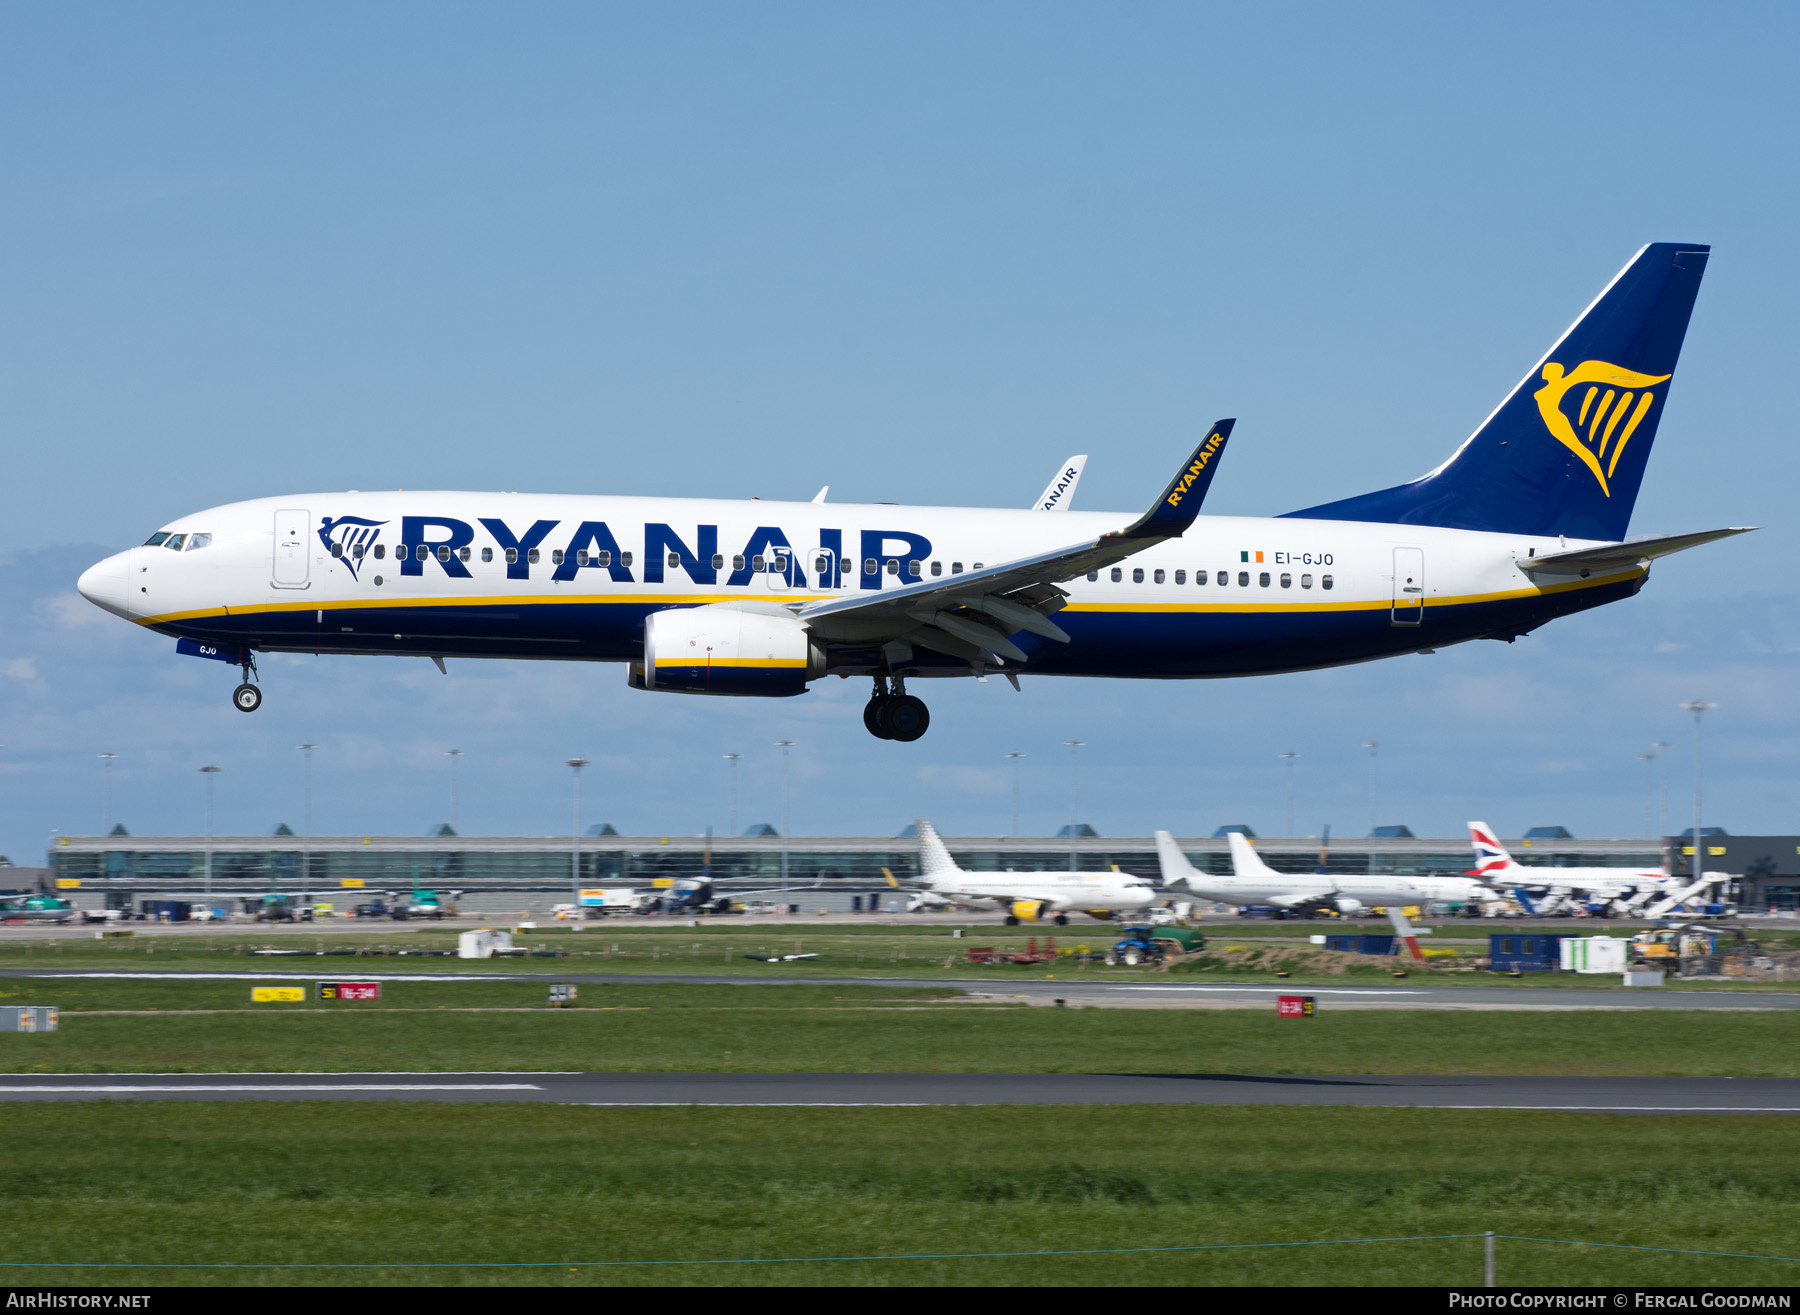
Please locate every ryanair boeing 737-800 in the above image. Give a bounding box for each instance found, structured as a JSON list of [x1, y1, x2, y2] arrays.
[[77, 243, 1746, 740]]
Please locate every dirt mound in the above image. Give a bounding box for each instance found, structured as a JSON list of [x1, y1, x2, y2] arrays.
[[1165, 944, 1460, 976]]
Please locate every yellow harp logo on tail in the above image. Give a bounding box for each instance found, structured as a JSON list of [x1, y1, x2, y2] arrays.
[[1532, 360, 1671, 497]]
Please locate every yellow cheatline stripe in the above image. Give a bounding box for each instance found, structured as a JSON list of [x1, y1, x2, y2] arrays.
[[135, 567, 1643, 629], [655, 658, 808, 670]]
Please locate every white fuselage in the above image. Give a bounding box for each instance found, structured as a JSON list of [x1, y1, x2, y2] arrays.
[[1176, 871, 1489, 912], [921, 868, 1157, 915]]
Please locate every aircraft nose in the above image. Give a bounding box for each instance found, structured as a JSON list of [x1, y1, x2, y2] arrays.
[[77, 552, 135, 619]]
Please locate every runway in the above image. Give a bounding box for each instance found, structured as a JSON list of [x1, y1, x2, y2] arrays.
[[1, 1071, 1798, 1110], [9, 967, 1800, 1010]]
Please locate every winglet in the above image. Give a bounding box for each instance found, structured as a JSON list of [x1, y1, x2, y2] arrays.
[[1117, 420, 1234, 541]]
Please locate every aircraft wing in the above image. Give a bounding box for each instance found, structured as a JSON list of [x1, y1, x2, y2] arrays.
[[1519, 526, 1755, 576], [1032, 455, 1088, 511], [797, 421, 1233, 666]]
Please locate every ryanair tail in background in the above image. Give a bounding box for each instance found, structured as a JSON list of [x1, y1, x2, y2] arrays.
[[1287, 243, 1710, 542]]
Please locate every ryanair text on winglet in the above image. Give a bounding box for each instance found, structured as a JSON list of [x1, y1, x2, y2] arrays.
[[1165, 430, 1227, 508]]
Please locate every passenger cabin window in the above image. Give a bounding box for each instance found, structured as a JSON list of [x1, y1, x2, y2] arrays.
[[437, 546, 451, 563], [973, 563, 983, 569], [1301, 573, 1312, 589], [186, 533, 212, 551], [374, 544, 387, 560], [885, 559, 899, 576], [1195, 570, 1207, 585], [712, 554, 725, 570], [458, 546, 471, 563], [907, 560, 920, 577], [1132, 568, 1144, 583], [930, 561, 942, 577], [551, 549, 564, 566], [1237, 571, 1249, 586], [394, 545, 409, 561], [734, 555, 746, 571], [1174, 570, 1185, 584], [951, 562, 963, 574], [668, 552, 681, 568], [1279, 573, 1291, 588], [354, 544, 366, 560], [863, 557, 877, 575], [163, 534, 185, 551], [773, 554, 789, 573], [1322, 574, 1334, 590], [144, 532, 171, 547], [1218, 571, 1228, 587], [526, 548, 539, 564], [329, 543, 344, 558], [814, 555, 830, 575], [1153, 568, 1165, 584], [595, 550, 611, 567], [1110, 567, 1122, 582], [752, 555, 766, 572], [620, 552, 633, 568], [1258, 571, 1269, 587], [1086, 572, 1098, 582], [481, 547, 493, 563], [576, 550, 590, 566]]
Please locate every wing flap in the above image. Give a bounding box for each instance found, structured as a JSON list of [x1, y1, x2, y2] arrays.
[[1519, 525, 1754, 576]]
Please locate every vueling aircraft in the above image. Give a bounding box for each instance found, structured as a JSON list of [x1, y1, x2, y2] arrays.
[[78, 243, 1745, 741], [886, 820, 1157, 924]]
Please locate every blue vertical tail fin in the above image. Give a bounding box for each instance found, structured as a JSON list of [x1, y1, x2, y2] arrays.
[[1285, 243, 1710, 541]]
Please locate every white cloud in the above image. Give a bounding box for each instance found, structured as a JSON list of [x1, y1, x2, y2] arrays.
[[3, 658, 38, 681]]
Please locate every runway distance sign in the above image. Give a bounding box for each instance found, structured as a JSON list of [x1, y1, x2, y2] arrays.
[[318, 982, 381, 1001]]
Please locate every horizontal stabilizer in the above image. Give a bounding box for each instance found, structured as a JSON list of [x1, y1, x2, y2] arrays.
[[1520, 526, 1755, 576]]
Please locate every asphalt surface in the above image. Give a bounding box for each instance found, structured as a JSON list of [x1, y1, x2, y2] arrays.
[[0, 1071, 1797, 1111], [8, 967, 1800, 1010]]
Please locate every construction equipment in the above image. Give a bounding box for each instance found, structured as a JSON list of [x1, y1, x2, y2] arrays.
[[1104, 925, 1206, 967]]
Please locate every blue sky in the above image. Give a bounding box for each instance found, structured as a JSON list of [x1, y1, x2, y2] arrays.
[[3, 3, 1797, 860]]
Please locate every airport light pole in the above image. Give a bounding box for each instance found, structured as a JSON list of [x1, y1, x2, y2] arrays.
[[1005, 752, 1025, 836], [1279, 751, 1300, 838], [198, 766, 221, 898], [723, 753, 742, 838], [775, 740, 794, 892], [297, 742, 316, 901], [1361, 741, 1378, 875], [1063, 741, 1083, 871], [99, 753, 117, 833], [1680, 702, 1716, 888], [565, 758, 589, 903], [445, 749, 464, 832], [1652, 742, 1672, 839], [1638, 751, 1657, 840]]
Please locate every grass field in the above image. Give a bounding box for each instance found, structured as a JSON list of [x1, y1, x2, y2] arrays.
[[1, 1104, 1795, 1287], [4, 925, 1797, 988], [4, 978, 1800, 1074]]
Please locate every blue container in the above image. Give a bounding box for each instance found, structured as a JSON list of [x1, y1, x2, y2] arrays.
[[1326, 934, 1396, 955], [140, 900, 192, 923], [1489, 933, 1565, 972]]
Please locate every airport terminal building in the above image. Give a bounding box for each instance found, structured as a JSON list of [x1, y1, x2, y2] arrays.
[[34, 825, 1772, 908]]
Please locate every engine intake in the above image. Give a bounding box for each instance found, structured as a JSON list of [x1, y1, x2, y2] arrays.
[[636, 606, 823, 697]]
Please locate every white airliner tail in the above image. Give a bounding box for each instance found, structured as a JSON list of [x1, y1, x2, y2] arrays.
[[915, 819, 960, 878], [1153, 830, 1198, 887], [1227, 831, 1277, 879]]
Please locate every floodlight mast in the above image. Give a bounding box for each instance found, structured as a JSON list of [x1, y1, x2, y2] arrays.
[[566, 758, 590, 903]]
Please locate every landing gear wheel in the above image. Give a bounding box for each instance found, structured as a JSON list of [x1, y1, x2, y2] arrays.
[[863, 696, 894, 739], [1003, 915, 1020, 926], [1053, 913, 1069, 926], [232, 683, 263, 713], [883, 694, 930, 742]]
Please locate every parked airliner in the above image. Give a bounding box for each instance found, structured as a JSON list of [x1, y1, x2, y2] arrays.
[[77, 244, 1747, 740], [1156, 831, 1495, 916], [1467, 822, 1723, 917], [887, 821, 1156, 924]]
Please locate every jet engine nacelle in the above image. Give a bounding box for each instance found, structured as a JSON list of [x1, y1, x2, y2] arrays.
[[634, 606, 824, 697], [1333, 896, 1366, 915]]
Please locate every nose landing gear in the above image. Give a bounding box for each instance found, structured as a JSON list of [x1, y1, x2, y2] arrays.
[[863, 675, 929, 742], [231, 654, 263, 713]]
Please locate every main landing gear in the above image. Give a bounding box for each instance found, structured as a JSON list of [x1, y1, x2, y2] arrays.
[[863, 675, 929, 742], [231, 654, 263, 713]]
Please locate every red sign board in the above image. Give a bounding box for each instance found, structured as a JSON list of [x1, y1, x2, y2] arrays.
[[1276, 995, 1315, 1018], [318, 981, 381, 1001]]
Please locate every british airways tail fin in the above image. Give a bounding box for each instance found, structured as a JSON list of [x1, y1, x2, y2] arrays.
[[1285, 243, 1710, 542], [1467, 821, 1518, 880]]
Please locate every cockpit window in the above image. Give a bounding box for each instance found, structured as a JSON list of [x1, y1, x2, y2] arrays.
[[186, 533, 212, 551], [163, 534, 186, 551], [144, 532, 171, 547]]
